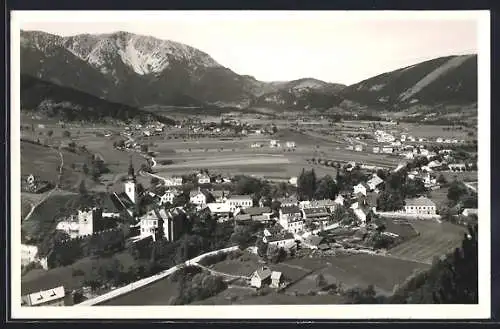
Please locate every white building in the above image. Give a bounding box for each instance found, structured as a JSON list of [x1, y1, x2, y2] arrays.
[[22, 286, 66, 307], [289, 176, 298, 187], [55, 220, 80, 239], [354, 145, 363, 152], [164, 176, 183, 187], [404, 196, 436, 215], [285, 141, 296, 149], [270, 140, 280, 148], [353, 182, 369, 196], [382, 146, 394, 154], [189, 189, 212, 206], [279, 206, 304, 234], [436, 138, 444, 143], [263, 232, 296, 249], [198, 174, 211, 185], [139, 208, 186, 241], [226, 195, 253, 212], [373, 147, 380, 154], [159, 189, 180, 205], [250, 266, 272, 288], [367, 174, 384, 191]]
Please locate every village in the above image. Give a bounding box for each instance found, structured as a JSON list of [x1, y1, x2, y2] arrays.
[[20, 126, 478, 306]]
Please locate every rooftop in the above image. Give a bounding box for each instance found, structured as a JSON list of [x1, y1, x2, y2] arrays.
[[25, 286, 65, 306], [280, 206, 301, 214], [241, 206, 272, 216], [405, 196, 436, 207]]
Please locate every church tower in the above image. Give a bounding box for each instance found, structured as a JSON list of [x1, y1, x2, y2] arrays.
[[125, 157, 137, 204]]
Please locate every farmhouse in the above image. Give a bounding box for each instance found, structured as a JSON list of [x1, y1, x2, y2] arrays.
[[302, 199, 337, 212], [270, 140, 280, 148], [21, 286, 66, 307], [350, 202, 373, 224], [354, 145, 363, 152], [404, 196, 437, 215], [250, 266, 272, 288], [382, 146, 394, 154], [285, 141, 296, 149], [334, 194, 345, 206], [211, 190, 230, 203], [373, 147, 380, 154], [448, 163, 467, 172]]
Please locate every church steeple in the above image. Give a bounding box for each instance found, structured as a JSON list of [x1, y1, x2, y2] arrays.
[[128, 157, 136, 182]]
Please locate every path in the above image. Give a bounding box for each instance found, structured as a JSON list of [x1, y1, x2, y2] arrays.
[[23, 149, 63, 222], [195, 263, 251, 281], [464, 182, 478, 193]]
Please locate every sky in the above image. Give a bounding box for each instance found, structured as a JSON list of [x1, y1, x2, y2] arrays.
[[17, 11, 479, 85]]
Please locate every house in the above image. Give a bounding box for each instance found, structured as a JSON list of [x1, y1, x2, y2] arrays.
[[270, 271, 284, 288], [462, 208, 478, 217], [270, 140, 280, 148], [382, 146, 394, 154], [226, 195, 254, 212], [55, 220, 80, 239], [289, 176, 298, 187], [189, 189, 214, 206], [139, 207, 187, 241], [302, 207, 330, 221], [353, 182, 369, 196], [448, 164, 467, 172], [427, 160, 442, 169], [373, 147, 380, 154], [354, 145, 363, 152], [367, 174, 384, 191], [204, 202, 232, 217], [56, 207, 107, 238], [436, 138, 444, 143], [241, 207, 273, 220], [285, 141, 296, 149], [404, 196, 437, 215], [21, 286, 66, 307], [164, 176, 183, 187], [197, 174, 211, 185], [304, 199, 337, 212], [278, 196, 299, 207], [159, 189, 181, 205], [250, 266, 272, 288], [350, 202, 372, 224], [263, 231, 296, 249], [334, 194, 345, 206], [279, 206, 304, 233]]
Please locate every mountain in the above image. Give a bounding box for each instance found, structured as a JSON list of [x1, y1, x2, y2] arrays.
[[20, 74, 176, 125], [20, 30, 282, 108], [250, 78, 345, 111], [341, 55, 477, 110]]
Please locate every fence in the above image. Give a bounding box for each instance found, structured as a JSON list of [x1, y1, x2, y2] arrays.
[[74, 245, 239, 306]]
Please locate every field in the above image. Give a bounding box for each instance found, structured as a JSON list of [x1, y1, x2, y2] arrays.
[[398, 123, 475, 140], [388, 220, 467, 264], [99, 276, 181, 306], [440, 171, 478, 183], [21, 198, 32, 219], [428, 187, 450, 208], [21, 252, 136, 304], [21, 191, 78, 244]]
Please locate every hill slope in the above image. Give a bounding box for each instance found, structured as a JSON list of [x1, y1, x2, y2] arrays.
[[20, 74, 176, 125], [341, 55, 477, 110]]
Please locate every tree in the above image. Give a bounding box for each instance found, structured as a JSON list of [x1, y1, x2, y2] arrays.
[[447, 181, 468, 205], [316, 273, 327, 288], [78, 180, 87, 195], [82, 163, 89, 175], [267, 246, 287, 264], [314, 175, 338, 200], [256, 238, 268, 258], [437, 174, 448, 185], [377, 191, 404, 211], [62, 130, 71, 138]]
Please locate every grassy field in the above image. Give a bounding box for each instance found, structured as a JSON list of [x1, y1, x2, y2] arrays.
[[21, 191, 79, 244], [399, 123, 475, 139], [99, 276, 181, 306], [388, 220, 466, 264], [230, 291, 346, 305], [21, 198, 32, 219], [440, 171, 478, 183], [210, 253, 262, 277], [21, 252, 136, 301]]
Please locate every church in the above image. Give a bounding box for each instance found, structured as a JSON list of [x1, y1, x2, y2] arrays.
[[111, 159, 141, 218]]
